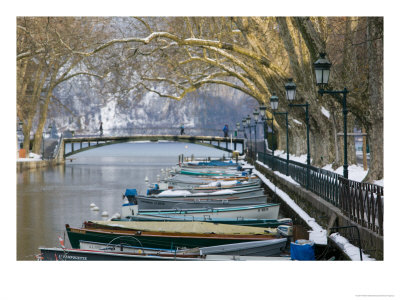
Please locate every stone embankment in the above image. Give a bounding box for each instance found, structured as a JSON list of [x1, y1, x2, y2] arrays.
[[17, 160, 62, 172]]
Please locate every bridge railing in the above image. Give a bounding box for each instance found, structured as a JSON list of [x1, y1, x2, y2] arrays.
[[257, 151, 383, 236], [67, 127, 232, 138]]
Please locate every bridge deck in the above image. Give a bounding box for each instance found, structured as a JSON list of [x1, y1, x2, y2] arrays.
[[61, 134, 245, 158]]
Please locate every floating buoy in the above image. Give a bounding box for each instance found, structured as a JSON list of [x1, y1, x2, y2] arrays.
[[92, 206, 99, 211], [90, 203, 96, 208], [101, 211, 109, 217], [113, 213, 121, 219], [161, 168, 164, 173], [145, 176, 149, 182]]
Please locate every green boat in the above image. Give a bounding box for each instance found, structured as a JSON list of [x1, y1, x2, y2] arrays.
[[66, 222, 279, 250], [180, 169, 244, 177]]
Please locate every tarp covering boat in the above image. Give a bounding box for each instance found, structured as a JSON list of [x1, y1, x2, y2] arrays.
[[89, 220, 278, 235]]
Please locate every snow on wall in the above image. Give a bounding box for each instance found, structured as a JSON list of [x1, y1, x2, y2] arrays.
[[292, 119, 302, 125], [321, 106, 330, 119], [252, 160, 375, 260]]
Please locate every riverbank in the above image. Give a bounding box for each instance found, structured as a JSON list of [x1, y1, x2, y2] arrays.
[[17, 159, 63, 171]]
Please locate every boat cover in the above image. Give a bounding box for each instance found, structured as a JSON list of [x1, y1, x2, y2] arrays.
[[125, 189, 137, 197], [90, 220, 277, 235]]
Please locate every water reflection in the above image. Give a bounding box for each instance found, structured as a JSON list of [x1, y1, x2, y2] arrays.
[[17, 142, 229, 260]]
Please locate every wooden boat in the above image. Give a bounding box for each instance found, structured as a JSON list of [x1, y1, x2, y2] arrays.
[[89, 220, 279, 235], [179, 169, 247, 177], [38, 247, 291, 261], [65, 221, 280, 249], [38, 238, 288, 261], [39, 238, 287, 261], [135, 194, 267, 209], [146, 181, 261, 195], [119, 214, 292, 228], [146, 187, 265, 199], [166, 174, 259, 188], [122, 203, 280, 220], [184, 160, 239, 167]]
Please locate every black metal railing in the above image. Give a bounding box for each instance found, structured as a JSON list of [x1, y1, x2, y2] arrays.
[[66, 127, 226, 138], [256, 151, 383, 235]]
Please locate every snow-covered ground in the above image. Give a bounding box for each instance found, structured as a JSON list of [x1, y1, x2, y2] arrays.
[[249, 159, 375, 261], [16, 152, 42, 162], [272, 150, 383, 186]]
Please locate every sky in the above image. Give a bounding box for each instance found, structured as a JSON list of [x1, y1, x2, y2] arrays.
[[3, 1, 399, 300]]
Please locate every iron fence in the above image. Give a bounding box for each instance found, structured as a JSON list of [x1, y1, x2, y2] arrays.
[[256, 151, 383, 235]]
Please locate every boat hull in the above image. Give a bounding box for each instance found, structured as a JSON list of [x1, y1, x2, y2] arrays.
[[66, 224, 278, 250], [152, 188, 264, 199], [123, 215, 290, 228], [137, 203, 281, 219], [136, 195, 267, 209], [39, 247, 195, 261]]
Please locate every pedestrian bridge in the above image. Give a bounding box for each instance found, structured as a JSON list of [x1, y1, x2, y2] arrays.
[[58, 134, 245, 160]]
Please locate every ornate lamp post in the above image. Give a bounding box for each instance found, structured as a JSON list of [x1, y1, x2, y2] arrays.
[[241, 118, 247, 138], [285, 78, 311, 189], [314, 53, 349, 179], [235, 122, 240, 137], [259, 105, 267, 159], [253, 108, 260, 160], [241, 118, 247, 153], [246, 115, 252, 157], [270, 93, 290, 176]]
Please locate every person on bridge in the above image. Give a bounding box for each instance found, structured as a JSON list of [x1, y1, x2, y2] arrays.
[[99, 122, 103, 137], [180, 124, 185, 135], [223, 124, 229, 138]]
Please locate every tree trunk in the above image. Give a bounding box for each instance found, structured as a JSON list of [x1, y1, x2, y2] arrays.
[[364, 17, 383, 182]]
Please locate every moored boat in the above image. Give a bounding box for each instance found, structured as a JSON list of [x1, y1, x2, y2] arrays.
[[147, 187, 264, 199], [135, 194, 267, 209], [65, 221, 281, 249], [146, 181, 261, 195], [122, 203, 280, 220], [38, 238, 290, 261], [119, 214, 291, 228]]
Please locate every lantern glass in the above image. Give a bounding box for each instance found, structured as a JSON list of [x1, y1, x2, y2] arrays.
[[259, 105, 266, 118], [270, 93, 279, 111], [284, 78, 297, 101], [246, 115, 251, 125], [253, 109, 259, 122], [242, 118, 246, 127], [286, 89, 296, 101], [313, 53, 331, 86], [236, 122, 240, 130]]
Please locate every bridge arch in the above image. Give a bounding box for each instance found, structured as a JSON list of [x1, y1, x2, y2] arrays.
[[58, 135, 245, 160]]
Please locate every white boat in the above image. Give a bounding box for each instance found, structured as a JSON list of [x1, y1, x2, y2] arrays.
[[121, 203, 280, 220], [39, 239, 290, 261]]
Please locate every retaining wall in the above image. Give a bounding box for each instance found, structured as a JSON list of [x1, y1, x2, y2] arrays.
[[17, 160, 63, 172]]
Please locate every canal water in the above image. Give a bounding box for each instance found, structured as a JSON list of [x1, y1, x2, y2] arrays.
[[17, 141, 231, 260]]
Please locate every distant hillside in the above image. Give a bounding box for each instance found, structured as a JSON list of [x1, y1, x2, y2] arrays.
[[48, 80, 259, 136]]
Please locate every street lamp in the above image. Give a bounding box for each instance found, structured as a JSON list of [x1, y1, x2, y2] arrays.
[[246, 115, 252, 157], [253, 108, 260, 160], [313, 52, 331, 87], [285, 78, 311, 189], [271, 92, 290, 176], [259, 105, 267, 158], [241, 118, 247, 138], [314, 52, 349, 179]]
